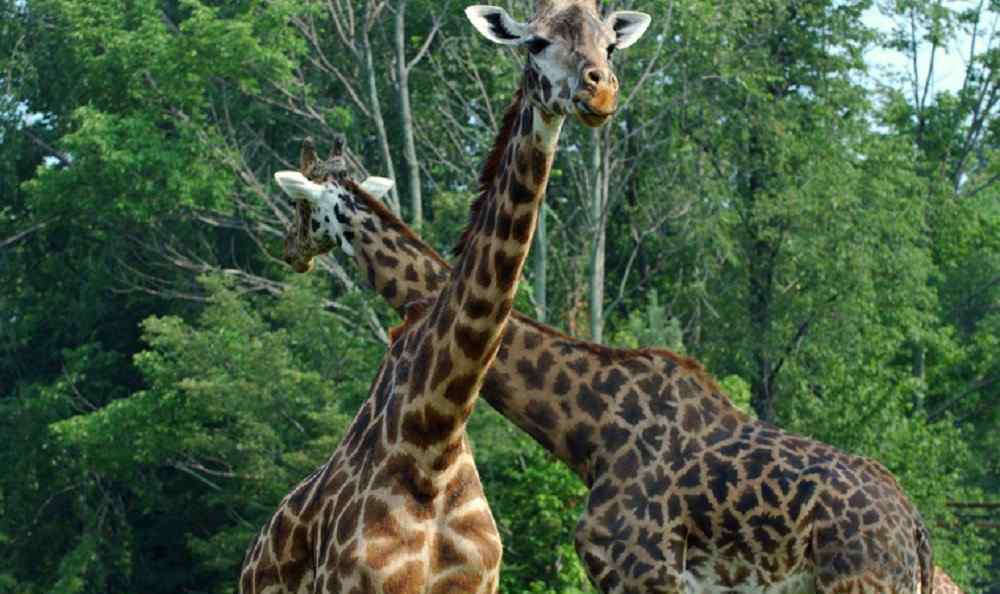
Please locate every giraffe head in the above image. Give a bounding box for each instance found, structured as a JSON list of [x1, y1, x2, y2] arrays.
[[275, 170, 394, 271], [465, 0, 651, 127]]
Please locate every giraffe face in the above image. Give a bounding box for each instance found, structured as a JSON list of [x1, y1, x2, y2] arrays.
[[274, 171, 395, 258], [466, 2, 651, 128]]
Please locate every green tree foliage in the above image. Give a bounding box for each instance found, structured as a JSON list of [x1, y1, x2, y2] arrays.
[[3, 276, 382, 593], [1, 0, 997, 591]]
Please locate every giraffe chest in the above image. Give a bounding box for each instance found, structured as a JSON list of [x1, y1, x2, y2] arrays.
[[312, 509, 501, 594], [312, 472, 502, 594]]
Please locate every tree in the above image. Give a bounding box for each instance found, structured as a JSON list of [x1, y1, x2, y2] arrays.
[[875, 1, 1000, 586], [2, 276, 384, 593]]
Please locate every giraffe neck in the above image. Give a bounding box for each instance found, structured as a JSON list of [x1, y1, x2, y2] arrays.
[[387, 90, 564, 470], [323, 178, 765, 485], [425, 89, 562, 399], [328, 186, 605, 476]]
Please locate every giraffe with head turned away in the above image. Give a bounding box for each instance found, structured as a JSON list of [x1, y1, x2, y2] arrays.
[[238, 2, 651, 592], [272, 32, 936, 594]]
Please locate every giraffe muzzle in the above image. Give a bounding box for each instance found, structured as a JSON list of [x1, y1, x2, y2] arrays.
[[573, 76, 618, 127], [574, 95, 617, 127]]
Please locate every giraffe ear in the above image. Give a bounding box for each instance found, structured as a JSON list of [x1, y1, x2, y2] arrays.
[[605, 11, 651, 50], [275, 171, 324, 205], [359, 176, 395, 200], [465, 5, 528, 46]]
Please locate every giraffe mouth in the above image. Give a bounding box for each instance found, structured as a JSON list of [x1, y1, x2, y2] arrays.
[[574, 99, 615, 127]]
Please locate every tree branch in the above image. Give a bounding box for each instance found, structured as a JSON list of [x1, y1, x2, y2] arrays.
[[0, 219, 54, 250], [20, 128, 71, 167], [405, 8, 445, 73]]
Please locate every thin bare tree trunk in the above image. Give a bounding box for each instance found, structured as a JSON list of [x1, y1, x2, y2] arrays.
[[589, 128, 606, 342], [394, 0, 422, 227], [533, 205, 547, 323], [362, 2, 400, 213]]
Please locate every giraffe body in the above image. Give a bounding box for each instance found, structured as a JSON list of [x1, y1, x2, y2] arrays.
[[291, 163, 934, 594]]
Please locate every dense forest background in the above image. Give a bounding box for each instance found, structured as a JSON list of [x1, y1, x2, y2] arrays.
[[1, 0, 997, 592]]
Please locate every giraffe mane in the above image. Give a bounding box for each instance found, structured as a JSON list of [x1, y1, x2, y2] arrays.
[[453, 88, 526, 258], [510, 310, 729, 397]]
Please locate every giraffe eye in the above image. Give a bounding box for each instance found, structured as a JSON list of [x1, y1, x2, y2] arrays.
[[525, 37, 551, 55], [607, 43, 616, 58]]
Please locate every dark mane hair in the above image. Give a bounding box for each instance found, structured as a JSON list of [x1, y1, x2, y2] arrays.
[[452, 88, 526, 258], [508, 310, 728, 396]]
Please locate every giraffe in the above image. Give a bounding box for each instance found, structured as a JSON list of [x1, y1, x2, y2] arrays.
[[933, 567, 964, 594], [282, 135, 394, 274], [238, 2, 651, 592], [273, 98, 937, 594]]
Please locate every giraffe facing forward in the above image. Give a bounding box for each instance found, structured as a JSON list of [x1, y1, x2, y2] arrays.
[[238, 2, 651, 592], [279, 102, 936, 594]]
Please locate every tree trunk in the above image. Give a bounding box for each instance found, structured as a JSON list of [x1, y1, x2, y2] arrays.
[[912, 344, 926, 393], [748, 225, 778, 422], [394, 0, 422, 227], [750, 343, 776, 421], [362, 3, 400, 213], [533, 204, 547, 323], [745, 128, 777, 423], [588, 128, 608, 343]]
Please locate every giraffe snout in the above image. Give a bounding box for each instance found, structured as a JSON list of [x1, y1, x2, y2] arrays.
[[573, 65, 619, 127]]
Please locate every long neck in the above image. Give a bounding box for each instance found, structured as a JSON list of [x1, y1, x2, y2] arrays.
[[377, 93, 565, 475], [416, 92, 563, 411], [337, 180, 451, 311], [334, 115, 624, 478]]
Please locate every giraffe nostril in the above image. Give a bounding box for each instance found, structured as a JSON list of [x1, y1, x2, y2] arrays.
[[585, 68, 604, 85]]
